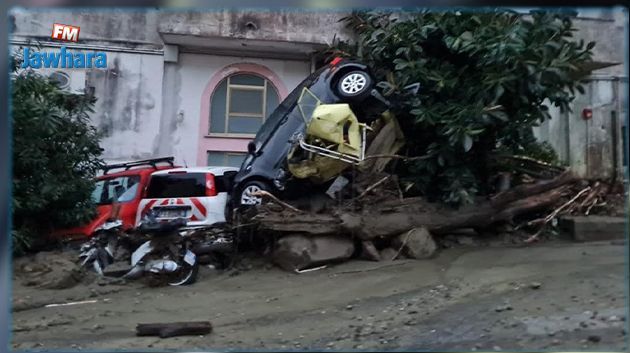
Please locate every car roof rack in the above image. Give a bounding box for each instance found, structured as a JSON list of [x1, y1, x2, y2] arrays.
[[103, 156, 175, 175]]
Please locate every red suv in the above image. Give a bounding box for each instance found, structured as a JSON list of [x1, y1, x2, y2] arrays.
[[53, 157, 178, 240]]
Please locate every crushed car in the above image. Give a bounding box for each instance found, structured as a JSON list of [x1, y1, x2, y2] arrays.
[[233, 57, 405, 206]]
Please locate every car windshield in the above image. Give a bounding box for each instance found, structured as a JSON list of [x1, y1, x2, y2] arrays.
[[91, 175, 140, 205], [146, 173, 207, 198], [252, 66, 327, 149], [116, 183, 139, 202], [297, 88, 322, 123]]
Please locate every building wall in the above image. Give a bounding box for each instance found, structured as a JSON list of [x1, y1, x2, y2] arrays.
[[86, 51, 165, 162], [533, 9, 628, 180], [157, 10, 353, 45], [9, 8, 163, 49], [160, 53, 311, 166], [534, 77, 627, 180]]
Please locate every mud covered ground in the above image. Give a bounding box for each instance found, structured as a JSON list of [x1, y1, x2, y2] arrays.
[[11, 239, 628, 351]]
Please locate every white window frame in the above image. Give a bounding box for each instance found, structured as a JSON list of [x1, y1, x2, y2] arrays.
[[208, 75, 272, 138], [207, 151, 247, 167]]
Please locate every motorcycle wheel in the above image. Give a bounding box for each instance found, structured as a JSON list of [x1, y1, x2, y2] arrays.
[[167, 261, 199, 286]]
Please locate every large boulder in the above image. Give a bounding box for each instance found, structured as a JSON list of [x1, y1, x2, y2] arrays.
[[391, 227, 437, 259], [378, 247, 398, 261], [272, 235, 355, 272]]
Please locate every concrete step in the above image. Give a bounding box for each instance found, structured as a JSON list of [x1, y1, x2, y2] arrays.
[[559, 216, 627, 242]]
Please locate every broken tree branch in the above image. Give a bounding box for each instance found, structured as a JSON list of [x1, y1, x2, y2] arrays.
[[357, 176, 390, 200], [362, 153, 431, 162], [392, 229, 413, 260], [524, 185, 591, 243], [489, 170, 574, 206], [519, 185, 591, 229]]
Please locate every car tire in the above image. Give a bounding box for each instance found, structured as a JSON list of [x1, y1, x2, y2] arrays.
[[237, 180, 271, 206], [335, 70, 373, 101]]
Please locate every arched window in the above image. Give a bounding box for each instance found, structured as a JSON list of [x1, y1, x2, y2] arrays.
[[209, 73, 280, 135]]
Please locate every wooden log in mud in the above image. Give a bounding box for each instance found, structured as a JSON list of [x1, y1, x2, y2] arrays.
[[136, 321, 212, 338]]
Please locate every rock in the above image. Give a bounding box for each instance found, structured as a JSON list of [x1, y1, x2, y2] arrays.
[[494, 304, 513, 312], [379, 247, 398, 261], [391, 227, 437, 259], [529, 282, 542, 290], [346, 305, 354, 310], [457, 236, 477, 246], [272, 235, 355, 271], [587, 335, 601, 343], [360, 241, 381, 261]]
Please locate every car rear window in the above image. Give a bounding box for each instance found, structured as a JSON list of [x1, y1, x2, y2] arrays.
[[92, 175, 140, 205], [146, 173, 206, 198]]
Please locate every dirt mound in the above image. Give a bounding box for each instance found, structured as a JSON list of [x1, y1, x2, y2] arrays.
[[14, 250, 86, 290]]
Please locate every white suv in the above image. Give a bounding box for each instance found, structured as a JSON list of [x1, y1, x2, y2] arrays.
[[136, 167, 239, 228]]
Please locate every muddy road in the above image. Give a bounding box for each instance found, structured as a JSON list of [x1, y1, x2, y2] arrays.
[[11, 240, 628, 351]]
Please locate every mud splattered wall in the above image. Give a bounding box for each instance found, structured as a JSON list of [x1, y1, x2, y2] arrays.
[[10, 9, 166, 164], [10, 9, 163, 49], [85, 52, 164, 162]]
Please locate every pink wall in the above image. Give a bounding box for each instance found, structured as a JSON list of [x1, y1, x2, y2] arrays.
[[197, 62, 288, 166]]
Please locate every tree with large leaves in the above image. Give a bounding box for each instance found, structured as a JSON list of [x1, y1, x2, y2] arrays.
[[11, 52, 104, 253], [330, 9, 594, 205]]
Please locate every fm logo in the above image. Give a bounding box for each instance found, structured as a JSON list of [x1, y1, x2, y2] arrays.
[[51, 23, 80, 42]]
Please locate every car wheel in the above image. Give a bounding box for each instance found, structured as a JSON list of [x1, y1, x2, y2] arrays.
[[238, 180, 271, 206], [336, 70, 373, 101]]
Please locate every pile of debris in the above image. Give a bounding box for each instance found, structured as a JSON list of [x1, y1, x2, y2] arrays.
[[248, 161, 624, 272], [14, 249, 88, 290]]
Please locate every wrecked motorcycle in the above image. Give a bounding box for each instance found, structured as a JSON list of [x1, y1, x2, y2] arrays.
[[122, 211, 235, 286], [122, 212, 198, 286], [78, 219, 122, 275]]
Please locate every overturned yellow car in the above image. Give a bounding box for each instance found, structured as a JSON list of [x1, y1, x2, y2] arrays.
[[288, 87, 405, 184]]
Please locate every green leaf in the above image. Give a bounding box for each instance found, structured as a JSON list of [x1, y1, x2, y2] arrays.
[[463, 135, 473, 152], [494, 84, 505, 102], [489, 110, 509, 121], [437, 155, 445, 166]]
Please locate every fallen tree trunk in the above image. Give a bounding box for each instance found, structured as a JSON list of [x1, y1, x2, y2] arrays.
[[254, 171, 576, 239]]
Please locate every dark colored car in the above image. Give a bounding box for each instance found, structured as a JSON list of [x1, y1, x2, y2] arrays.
[[233, 58, 386, 206]]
